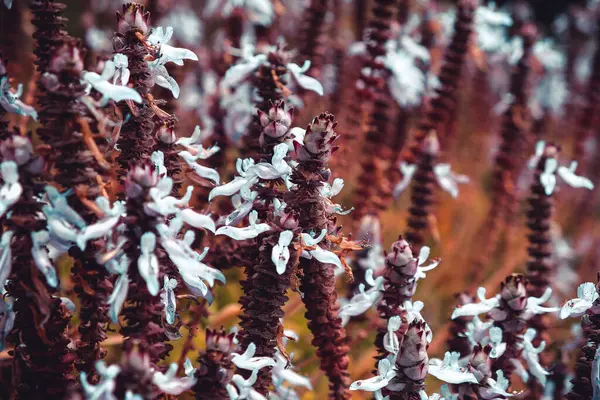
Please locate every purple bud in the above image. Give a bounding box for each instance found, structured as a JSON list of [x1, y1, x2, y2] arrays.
[[116, 3, 150, 35]]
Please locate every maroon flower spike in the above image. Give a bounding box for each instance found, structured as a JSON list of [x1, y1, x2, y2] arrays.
[[566, 276, 600, 400], [404, 132, 439, 254], [194, 328, 236, 399], [489, 274, 530, 384], [30, 0, 68, 82], [240, 47, 290, 161], [285, 113, 351, 400], [114, 3, 157, 180], [297, 0, 329, 78], [403, 0, 477, 165], [2, 134, 76, 398], [120, 162, 173, 364], [467, 24, 537, 285]]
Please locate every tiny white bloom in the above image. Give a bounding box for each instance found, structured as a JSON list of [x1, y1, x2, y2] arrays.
[[0, 77, 38, 119], [433, 164, 470, 199], [81, 361, 121, 400], [232, 342, 276, 371], [107, 272, 130, 324], [350, 357, 397, 394], [138, 232, 160, 296], [428, 352, 478, 384], [31, 231, 58, 288], [216, 210, 271, 240], [393, 163, 418, 197], [161, 276, 178, 325], [152, 363, 197, 395], [148, 27, 199, 66], [560, 282, 599, 319], [451, 287, 501, 320], [272, 230, 294, 274]]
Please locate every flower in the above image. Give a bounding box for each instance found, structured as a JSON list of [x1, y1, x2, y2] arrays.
[[271, 348, 312, 399], [350, 357, 397, 395], [0, 231, 13, 290], [339, 269, 384, 325], [226, 369, 268, 400], [517, 328, 550, 385], [394, 162, 469, 199], [148, 26, 198, 66], [0, 77, 38, 119], [231, 342, 276, 371], [107, 270, 130, 324], [299, 229, 345, 274], [138, 232, 160, 295], [529, 141, 594, 195], [415, 246, 442, 281], [272, 230, 294, 274], [82, 62, 142, 104], [81, 361, 121, 400], [385, 36, 430, 108], [102, 53, 131, 86], [0, 161, 22, 218], [487, 327, 506, 359], [560, 282, 599, 319], [204, 0, 274, 26], [216, 210, 272, 240], [31, 231, 58, 288], [428, 352, 478, 384], [383, 316, 402, 355], [160, 276, 178, 325], [152, 363, 197, 395], [451, 287, 501, 320], [221, 46, 323, 95], [475, 4, 512, 53]]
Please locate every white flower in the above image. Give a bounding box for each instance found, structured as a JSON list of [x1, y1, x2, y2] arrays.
[[530, 141, 594, 195], [488, 326, 506, 359], [161, 276, 178, 325], [428, 352, 478, 384], [402, 300, 433, 343], [451, 287, 501, 320], [475, 4, 512, 53], [102, 53, 131, 86], [77, 198, 124, 250], [415, 246, 441, 281], [179, 150, 221, 185], [232, 342, 276, 371], [210, 143, 292, 200], [184, 358, 196, 377], [82, 62, 142, 104], [339, 269, 384, 325], [0, 231, 13, 290], [107, 271, 130, 324], [221, 46, 323, 95], [350, 357, 397, 396], [519, 328, 550, 385], [0, 77, 38, 119], [225, 187, 258, 226], [480, 370, 518, 398], [272, 230, 294, 274], [227, 370, 268, 400], [464, 316, 494, 347], [525, 287, 559, 316], [152, 363, 197, 395], [433, 164, 470, 199], [272, 349, 312, 399], [138, 232, 160, 295], [148, 59, 181, 98], [31, 231, 58, 288], [300, 229, 345, 275], [385, 37, 429, 108], [0, 290, 14, 351], [151, 151, 167, 177], [81, 361, 121, 400], [4, 0, 13, 9], [320, 178, 344, 198], [158, 7, 202, 46], [147, 27, 199, 66], [204, 0, 274, 26], [560, 282, 599, 319], [0, 161, 22, 219], [383, 316, 402, 354], [216, 210, 271, 240], [393, 162, 418, 197]]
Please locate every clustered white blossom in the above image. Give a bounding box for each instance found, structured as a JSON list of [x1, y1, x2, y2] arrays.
[[393, 161, 470, 199]]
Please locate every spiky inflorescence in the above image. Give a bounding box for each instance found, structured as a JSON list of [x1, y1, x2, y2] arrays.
[[194, 328, 236, 399], [239, 48, 289, 161], [404, 0, 477, 165], [113, 3, 156, 179], [446, 292, 475, 357], [36, 40, 114, 381], [467, 25, 536, 283], [236, 101, 296, 394], [523, 145, 558, 397], [565, 279, 600, 400], [389, 320, 429, 400], [573, 17, 600, 162], [404, 133, 439, 254], [112, 341, 159, 399], [353, 92, 394, 222], [341, 0, 395, 152], [375, 238, 418, 358], [2, 135, 76, 399], [489, 274, 529, 384], [298, 0, 329, 78], [30, 0, 68, 82], [119, 163, 173, 364], [288, 113, 351, 400]]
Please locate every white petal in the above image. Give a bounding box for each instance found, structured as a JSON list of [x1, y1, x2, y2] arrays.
[[310, 247, 343, 270], [578, 282, 599, 303], [0, 231, 13, 286], [209, 177, 252, 200], [83, 71, 142, 103], [31, 231, 58, 288], [428, 359, 478, 384], [393, 163, 417, 197], [152, 363, 197, 395], [288, 62, 324, 95], [451, 299, 500, 319], [560, 297, 593, 319], [179, 209, 216, 233], [558, 162, 594, 191], [108, 273, 129, 323], [418, 247, 430, 265], [216, 223, 271, 240], [222, 57, 265, 88]]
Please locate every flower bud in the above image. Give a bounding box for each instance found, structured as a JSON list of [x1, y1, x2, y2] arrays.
[[386, 237, 413, 267], [116, 3, 150, 35], [397, 321, 429, 383], [469, 344, 492, 382], [259, 101, 292, 139], [1, 135, 34, 166], [205, 328, 235, 356], [500, 274, 528, 311], [125, 162, 158, 198], [49, 42, 84, 75], [156, 120, 177, 144]]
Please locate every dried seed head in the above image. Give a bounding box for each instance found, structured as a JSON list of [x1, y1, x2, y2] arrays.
[[116, 3, 151, 35], [500, 274, 528, 311]]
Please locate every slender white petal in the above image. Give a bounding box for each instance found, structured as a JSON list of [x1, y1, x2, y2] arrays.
[[428, 352, 478, 384], [272, 230, 294, 274], [0, 231, 13, 288], [232, 342, 276, 371], [287, 61, 324, 95], [558, 161, 594, 191], [179, 209, 216, 233], [138, 232, 160, 295], [83, 71, 142, 103], [31, 231, 58, 288], [108, 273, 129, 323], [152, 363, 197, 395], [393, 163, 417, 197]]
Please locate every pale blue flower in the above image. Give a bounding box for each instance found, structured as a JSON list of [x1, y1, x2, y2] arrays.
[[0, 77, 37, 119], [138, 232, 160, 295], [31, 230, 58, 288], [152, 363, 197, 395], [272, 230, 294, 274], [232, 342, 276, 371], [0, 161, 22, 218], [161, 276, 178, 324]]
